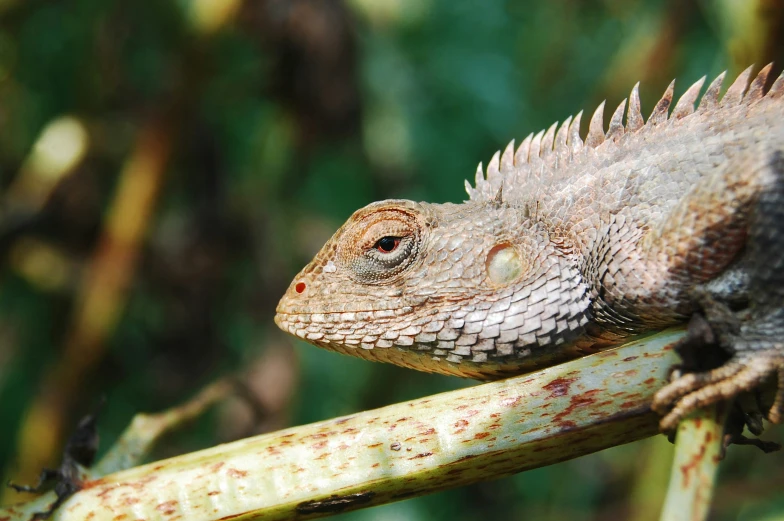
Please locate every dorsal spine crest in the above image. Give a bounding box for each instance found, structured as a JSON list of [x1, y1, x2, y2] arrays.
[[466, 64, 784, 202]]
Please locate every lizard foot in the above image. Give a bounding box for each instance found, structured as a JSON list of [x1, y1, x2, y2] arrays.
[[652, 289, 784, 434], [653, 352, 783, 432]]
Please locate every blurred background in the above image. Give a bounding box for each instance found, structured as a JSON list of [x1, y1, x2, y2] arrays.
[[0, 0, 782, 519]]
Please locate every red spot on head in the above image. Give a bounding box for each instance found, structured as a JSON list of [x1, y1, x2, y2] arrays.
[[295, 282, 306, 294]]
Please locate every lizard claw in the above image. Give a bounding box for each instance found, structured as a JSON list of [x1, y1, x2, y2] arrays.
[[654, 354, 783, 432]]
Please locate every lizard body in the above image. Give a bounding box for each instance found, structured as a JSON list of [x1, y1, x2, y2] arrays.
[[276, 65, 784, 429]]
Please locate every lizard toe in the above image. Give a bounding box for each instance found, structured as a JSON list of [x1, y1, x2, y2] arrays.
[[657, 352, 783, 432], [652, 361, 743, 415]]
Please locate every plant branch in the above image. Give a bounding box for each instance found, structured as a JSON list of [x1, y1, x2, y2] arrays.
[[2, 329, 685, 521]]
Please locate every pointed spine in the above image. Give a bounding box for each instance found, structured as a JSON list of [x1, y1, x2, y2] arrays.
[[541, 122, 558, 157], [626, 83, 644, 131], [486, 150, 502, 186], [500, 140, 515, 172], [474, 162, 487, 194], [514, 133, 533, 165], [770, 69, 784, 98], [746, 63, 773, 101], [464, 179, 474, 198], [554, 116, 571, 163], [606, 98, 627, 140], [697, 71, 725, 111], [586, 101, 605, 148], [649, 80, 674, 125], [671, 76, 705, 119], [529, 130, 545, 159], [721, 65, 753, 106], [568, 111, 583, 154]]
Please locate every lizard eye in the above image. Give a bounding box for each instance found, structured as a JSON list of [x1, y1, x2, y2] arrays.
[[336, 207, 422, 284], [374, 236, 401, 253]]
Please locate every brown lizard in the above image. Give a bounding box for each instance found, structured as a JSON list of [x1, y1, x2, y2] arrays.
[[275, 64, 784, 432]]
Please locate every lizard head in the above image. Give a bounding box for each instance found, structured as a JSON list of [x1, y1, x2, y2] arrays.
[[275, 199, 589, 378]]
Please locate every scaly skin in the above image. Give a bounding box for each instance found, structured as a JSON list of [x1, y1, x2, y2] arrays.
[[276, 65, 784, 430]]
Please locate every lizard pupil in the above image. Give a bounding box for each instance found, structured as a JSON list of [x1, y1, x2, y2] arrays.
[[375, 236, 400, 253]]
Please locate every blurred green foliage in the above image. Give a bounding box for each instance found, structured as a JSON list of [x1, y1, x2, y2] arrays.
[[0, 0, 782, 519]]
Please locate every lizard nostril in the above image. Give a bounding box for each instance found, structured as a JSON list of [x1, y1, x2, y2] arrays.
[[295, 282, 306, 294]]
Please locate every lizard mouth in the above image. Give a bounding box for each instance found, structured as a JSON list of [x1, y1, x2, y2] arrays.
[[274, 312, 321, 342], [274, 305, 423, 352], [274, 309, 392, 341], [274, 311, 342, 344]]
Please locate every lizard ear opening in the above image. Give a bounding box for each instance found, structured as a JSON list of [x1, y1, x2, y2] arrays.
[[486, 243, 525, 286]]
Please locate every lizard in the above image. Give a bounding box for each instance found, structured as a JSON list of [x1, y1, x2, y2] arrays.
[[275, 64, 784, 432]]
